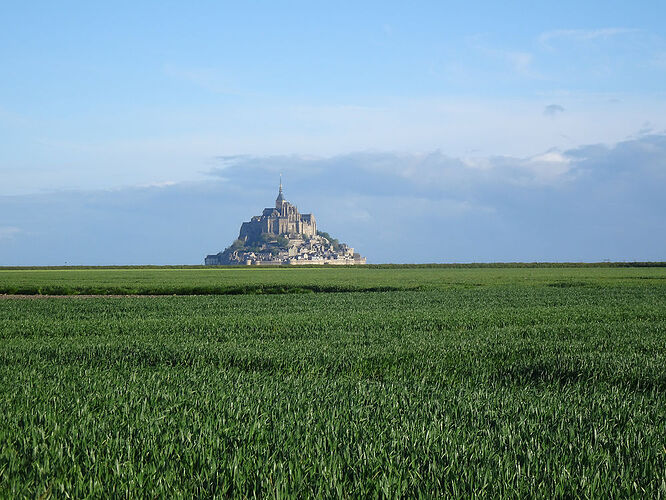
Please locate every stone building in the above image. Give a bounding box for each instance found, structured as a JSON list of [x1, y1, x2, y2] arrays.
[[205, 179, 365, 266], [238, 179, 317, 241]]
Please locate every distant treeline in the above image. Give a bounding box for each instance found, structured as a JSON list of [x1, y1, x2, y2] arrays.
[[1, 262, 665, 270], [364, 262, 666, 268]]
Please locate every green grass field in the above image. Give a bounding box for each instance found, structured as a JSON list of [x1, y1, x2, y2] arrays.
[[1, 265, 665, 295], [1, 267, 665, 497]]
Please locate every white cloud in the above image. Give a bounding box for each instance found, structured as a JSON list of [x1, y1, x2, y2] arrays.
[[139, 181, 178, 189], [519, 151, 573, 184], [505, 51, 534, 74], [4, 93, 666, 197], [538, 28, 637, 45], [0, 226, 21, 240], [210, 143, 579, 195], [467, 35, 538, 78], [2, 134, 665, 264]]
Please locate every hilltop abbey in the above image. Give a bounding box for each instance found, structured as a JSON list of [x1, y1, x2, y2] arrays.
[[205, 179, 366, 266], [239, 180, 317, 242]]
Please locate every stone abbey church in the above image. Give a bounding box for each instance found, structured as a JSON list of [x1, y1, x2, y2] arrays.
[[205, 180, 365, 266], [238, 180, 317, 242]]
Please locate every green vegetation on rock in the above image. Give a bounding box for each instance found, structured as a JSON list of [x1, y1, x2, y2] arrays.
[[317, 230, 342, 251]]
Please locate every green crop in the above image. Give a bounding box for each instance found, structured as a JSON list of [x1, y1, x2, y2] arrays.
[[0, 268, 665, 497], [0, 266, 665, 295]]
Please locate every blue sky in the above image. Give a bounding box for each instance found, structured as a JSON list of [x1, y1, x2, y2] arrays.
[[1, 1, 665, 263]]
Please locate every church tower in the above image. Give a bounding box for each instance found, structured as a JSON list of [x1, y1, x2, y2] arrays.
[[275, 175, 286, 214]]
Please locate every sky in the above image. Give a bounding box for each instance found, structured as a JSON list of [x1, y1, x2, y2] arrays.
[[1, 1, 665, 264]]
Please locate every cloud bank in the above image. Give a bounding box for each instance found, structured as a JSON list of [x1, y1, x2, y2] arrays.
[[1, 135, 665, 265]]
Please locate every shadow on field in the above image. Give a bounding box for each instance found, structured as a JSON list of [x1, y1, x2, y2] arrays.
[[546, 281, 590, 288], [490, 363, 666, 392], [0, 285, 409, 296]]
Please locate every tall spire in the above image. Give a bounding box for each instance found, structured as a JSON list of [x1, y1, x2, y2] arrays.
[[276, 173, 285, 206]]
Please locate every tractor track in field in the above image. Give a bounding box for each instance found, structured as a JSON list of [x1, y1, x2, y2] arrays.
[[0, 294, 167, 299]]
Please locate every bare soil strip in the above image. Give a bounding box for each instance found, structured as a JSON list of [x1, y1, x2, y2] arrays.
[[0, 294, 166, 299]]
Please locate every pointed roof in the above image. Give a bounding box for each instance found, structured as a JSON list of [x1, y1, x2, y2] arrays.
[[276, 174, 284, 203]]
